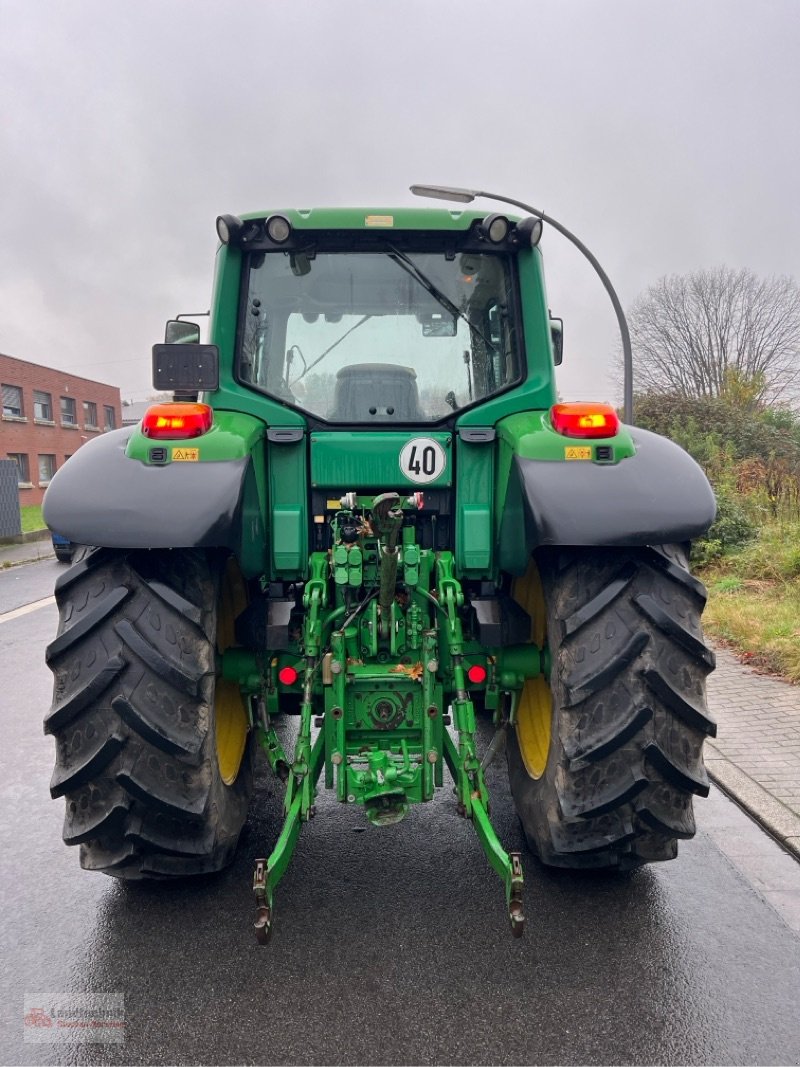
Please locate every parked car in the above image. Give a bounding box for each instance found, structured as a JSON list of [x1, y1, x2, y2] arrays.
[[50, 531, 75, 564]]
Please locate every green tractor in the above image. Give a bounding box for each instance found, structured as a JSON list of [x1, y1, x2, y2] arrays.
[[43, 186, 717, 941]]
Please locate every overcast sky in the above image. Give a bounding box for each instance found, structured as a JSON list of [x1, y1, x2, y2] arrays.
[[1, 0, 798, 403]]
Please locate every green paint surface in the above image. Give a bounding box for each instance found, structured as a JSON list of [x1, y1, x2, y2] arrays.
[[310, 432, 452, 488]]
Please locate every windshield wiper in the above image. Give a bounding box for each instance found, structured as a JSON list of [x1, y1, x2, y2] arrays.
[[387, 246, 496, 353]]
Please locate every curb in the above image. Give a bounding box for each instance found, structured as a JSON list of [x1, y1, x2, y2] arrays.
[[0, 528, 50, 546], [1, 552, 56, 569], [706, 742, 800, 862], [0, 529, 55, 569]]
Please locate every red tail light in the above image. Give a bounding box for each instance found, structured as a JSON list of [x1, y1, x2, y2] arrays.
[[278, 666, 299, 686], [550, 402, 620, 439], [141, 403, 213, 440]]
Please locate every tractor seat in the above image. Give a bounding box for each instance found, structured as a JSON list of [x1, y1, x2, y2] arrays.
[[329, 363, 424, 421]]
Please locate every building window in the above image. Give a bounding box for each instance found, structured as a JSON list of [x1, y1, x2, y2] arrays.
[[2, 384, 24, 418], [60, 396, 77, 425], [7, 453, 30, 484], [104, 405, 116, 430], [38, 454, 56, 484], [83, 401, 98, 428], [33, 390, 53, 421]]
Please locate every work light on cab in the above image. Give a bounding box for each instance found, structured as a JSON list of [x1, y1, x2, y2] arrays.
[[216, 214, 244, 245], [141, 403, 213, 440], [550, 402, 620, 439], [266, 214, 292, 243], [479, 213, 510, 243]]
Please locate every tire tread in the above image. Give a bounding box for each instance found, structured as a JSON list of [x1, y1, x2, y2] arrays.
[[46, 548, 252, 878], [507, 544, 715, 869]]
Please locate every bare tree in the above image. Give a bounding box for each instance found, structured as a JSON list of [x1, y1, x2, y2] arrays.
[[627, 267, 800, 405]]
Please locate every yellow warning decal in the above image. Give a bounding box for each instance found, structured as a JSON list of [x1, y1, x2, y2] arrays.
[[172, 448, 200, 462], [326, 499, 342, 509], [565, 446, 592, 461], [365, 215, 394, 227]]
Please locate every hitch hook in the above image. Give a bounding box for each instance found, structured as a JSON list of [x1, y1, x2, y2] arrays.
[[253, 858, 273, 945], [508, 852, 524, 938]]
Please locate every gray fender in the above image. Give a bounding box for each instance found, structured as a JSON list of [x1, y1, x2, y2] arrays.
[[499, 426, 716, 570], [42, 427, 254, 550]]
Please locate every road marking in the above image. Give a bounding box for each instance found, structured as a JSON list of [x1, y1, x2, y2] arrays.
[[0, 596, 56, 624]]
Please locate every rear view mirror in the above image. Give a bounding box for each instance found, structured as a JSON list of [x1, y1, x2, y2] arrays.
[[420, 311, 457, 337], [290, 253, 312, 277], [550, 318, 563, 366], [165, 320, 201, 344]]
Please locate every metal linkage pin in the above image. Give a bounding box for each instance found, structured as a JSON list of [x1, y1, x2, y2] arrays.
[[253, 858, 273, 945]]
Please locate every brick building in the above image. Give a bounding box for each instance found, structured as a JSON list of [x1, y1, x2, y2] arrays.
[[1, 353, 122, 506]]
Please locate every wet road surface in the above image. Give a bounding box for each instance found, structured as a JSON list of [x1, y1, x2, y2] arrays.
[[0, 556, 61, 614], [1, 560, 799, 1065]]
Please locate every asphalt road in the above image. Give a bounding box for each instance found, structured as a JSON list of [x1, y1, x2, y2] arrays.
[[1, 559, 799, 1066]]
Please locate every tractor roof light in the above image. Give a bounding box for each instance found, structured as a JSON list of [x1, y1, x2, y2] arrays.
[[266, 214, 292, 243], [216, 214, 244, 245], [550, 403, 620, 439], [141, 402, 213, 440], [479, 213, 510, 243], [514, 216, 544, 248]]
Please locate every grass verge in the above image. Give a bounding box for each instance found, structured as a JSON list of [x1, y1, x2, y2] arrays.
[[20, 505, 46, 534], [697, 519, 800, 683]]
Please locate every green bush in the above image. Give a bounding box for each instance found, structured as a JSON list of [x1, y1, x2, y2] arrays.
[[633, 391, 800, 471], [634, 389, 800, 558], [692, 487, 758, 565]]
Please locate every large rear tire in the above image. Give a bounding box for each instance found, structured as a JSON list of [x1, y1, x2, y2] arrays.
[[45, 548, 253, 878], [507, 544, 716, 869]]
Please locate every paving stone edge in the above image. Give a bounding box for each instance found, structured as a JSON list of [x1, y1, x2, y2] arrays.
[[706, 741, 800, 862]]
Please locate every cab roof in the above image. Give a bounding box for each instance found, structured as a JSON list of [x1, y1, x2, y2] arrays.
[[239, 207, 520, 231]]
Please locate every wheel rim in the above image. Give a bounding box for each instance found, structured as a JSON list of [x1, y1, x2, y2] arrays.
[[215, 559, 249, 786], [512, 560, 552, 780]]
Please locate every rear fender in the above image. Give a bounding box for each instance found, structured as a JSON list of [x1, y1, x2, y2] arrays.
[[497, 419, 716, 574], [42, 417, 268, 576]]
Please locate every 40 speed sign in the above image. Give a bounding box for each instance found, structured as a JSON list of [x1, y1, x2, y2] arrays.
[[399, 437, 447, 484]]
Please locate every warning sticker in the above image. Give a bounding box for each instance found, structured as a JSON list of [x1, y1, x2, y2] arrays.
[[172, 448, 200, 462], [564, 446, 592, 461], [365, 215, 394, 227]]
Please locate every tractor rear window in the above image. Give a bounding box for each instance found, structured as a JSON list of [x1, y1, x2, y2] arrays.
[[237, 249, 520, 422]]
